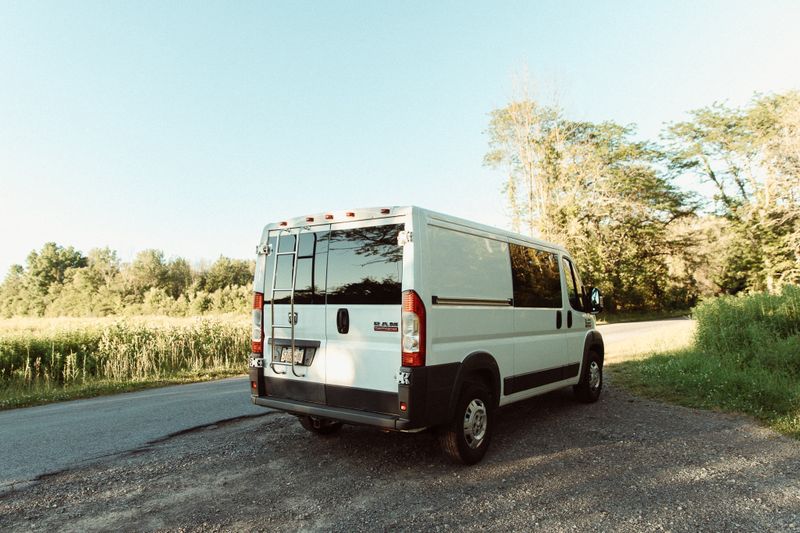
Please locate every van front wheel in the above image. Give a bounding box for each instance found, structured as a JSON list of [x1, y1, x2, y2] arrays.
[[573, 350, 603, 403], [298, 416, 343, 436], [439, 383, 492, 465]]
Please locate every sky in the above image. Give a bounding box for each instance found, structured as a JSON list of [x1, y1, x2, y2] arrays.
[[1, 0, 799, 276]]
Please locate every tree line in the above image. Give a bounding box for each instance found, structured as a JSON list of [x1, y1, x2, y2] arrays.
[[0, 244, 254, 317], [486, 90, 800, 312]]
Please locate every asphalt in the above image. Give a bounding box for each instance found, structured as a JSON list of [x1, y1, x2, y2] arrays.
[[0, 319, 689, 493], [0, 376, 263, 492]]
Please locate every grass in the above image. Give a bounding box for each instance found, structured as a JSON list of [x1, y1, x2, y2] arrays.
[[0, 315, 249, 410], [611, 285, 800, 439]]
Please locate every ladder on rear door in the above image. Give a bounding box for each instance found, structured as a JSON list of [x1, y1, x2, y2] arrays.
[[269, 227, 305, 377]]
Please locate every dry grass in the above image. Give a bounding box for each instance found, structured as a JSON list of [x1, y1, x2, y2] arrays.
[[0, 314, 249, 409]]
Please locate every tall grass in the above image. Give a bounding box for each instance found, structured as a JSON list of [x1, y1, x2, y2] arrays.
[[612, 285, 800, 438], [694, 285, 800, 374], [0, 315, 249, 409]]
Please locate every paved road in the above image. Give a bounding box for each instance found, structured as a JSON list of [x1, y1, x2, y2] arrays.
[[0, 319, 691, 493], [0, 377, 262, 492], [599, 317, 694, 361]]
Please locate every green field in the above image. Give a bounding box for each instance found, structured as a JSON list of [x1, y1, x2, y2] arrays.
[[0, 315, 249, 409], [612, 285, 800, 439]]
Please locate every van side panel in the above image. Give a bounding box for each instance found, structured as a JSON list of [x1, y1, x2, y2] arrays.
[[423, 222, 515, 404]]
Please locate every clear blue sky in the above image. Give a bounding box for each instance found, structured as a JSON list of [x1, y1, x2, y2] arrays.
[[1, 1, 798, 275]]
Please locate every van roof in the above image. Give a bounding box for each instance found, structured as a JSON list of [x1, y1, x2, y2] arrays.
[[261, 206, 567, 253]]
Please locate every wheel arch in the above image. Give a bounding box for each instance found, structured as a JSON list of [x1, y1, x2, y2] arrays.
[[448, 351, 501, 415], [582, 330, 604, 370]]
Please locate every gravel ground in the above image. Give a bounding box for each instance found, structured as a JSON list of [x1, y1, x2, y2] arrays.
[[1, 375, 799, 532]]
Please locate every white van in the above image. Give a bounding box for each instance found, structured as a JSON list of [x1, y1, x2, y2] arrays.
[[249, 206, 604, 464]]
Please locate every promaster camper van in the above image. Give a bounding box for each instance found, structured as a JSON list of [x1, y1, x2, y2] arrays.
[[249, 206, 604, 464]]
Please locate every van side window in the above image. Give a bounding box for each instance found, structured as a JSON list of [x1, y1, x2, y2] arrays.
[[509, 244, 562, 308], [326, 224, 403, 305], [562, 257, 584, 311]]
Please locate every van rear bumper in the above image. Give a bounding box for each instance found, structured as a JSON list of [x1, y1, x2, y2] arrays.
[[252, 395, 414, 430]]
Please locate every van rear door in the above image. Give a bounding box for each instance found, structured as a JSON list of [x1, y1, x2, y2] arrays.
[[262, 226, 330, 402], [323, 219, 404, 412]]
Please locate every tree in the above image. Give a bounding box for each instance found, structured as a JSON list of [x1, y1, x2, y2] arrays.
[[85, 248, 121, 288], [666, 91, 800, 292], [486, 98, 697, 311], [0, 265, 29, 317], [203, 256, 253, 293], [25, 243, 87, 295], [165, 258, 193, 299], [125, 249, 169, 300]]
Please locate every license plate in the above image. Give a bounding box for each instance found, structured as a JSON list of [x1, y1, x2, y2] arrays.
[[279, 346, 305, 365]]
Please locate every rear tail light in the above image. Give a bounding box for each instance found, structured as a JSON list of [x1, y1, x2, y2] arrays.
[[252, 292, 264, 354], [401, 290, 426, 367]]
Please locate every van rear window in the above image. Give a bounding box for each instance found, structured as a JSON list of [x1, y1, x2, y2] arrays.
[[509, 244, 562, 308], [326, 224, 403, 305], [265, 224, 402, 305], [269, 232, 329, 305]]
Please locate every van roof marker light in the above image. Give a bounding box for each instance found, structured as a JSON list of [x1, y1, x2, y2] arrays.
[[279, 221, 288, 227], [306, 217, 314, 222], [325, 214, 334, 220], [346, 212, 355, 217], [381, 208, 390, 214]]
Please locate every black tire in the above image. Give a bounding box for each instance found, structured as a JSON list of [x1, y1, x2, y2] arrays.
[[573, 350, 603, 403], [439, 382, 492, 465], [298, 416, 343, 436]]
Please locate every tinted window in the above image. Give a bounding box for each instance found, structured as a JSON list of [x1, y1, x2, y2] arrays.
[[326, 224, 403, 305], [562, 257, 584, 311], [509, 244, 562, 308], [267, 232, 328, 305]]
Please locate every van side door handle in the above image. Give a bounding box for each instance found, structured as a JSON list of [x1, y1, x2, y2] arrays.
[[556, 310, 562, 329], [336, 308, 350, 334], [567, 310, 573, 328]]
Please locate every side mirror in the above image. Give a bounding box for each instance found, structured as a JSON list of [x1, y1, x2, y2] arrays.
[[590, 287, 603, 314]]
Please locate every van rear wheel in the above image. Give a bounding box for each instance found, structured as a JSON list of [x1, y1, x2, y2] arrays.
[[439, 383, 492, 465], [298, 416, 343, 436]]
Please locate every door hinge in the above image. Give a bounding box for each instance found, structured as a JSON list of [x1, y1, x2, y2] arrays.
[[256, 242, 272, 256], [397, 230, 413, 246]]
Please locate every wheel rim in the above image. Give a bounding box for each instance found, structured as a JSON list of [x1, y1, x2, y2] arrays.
[[589, 361, 601, 391], [462, 399, 488, 449]]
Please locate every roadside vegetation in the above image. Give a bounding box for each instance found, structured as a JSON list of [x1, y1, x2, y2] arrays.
[[0, 315, 248, 409], [612, 286, 800, 439]]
